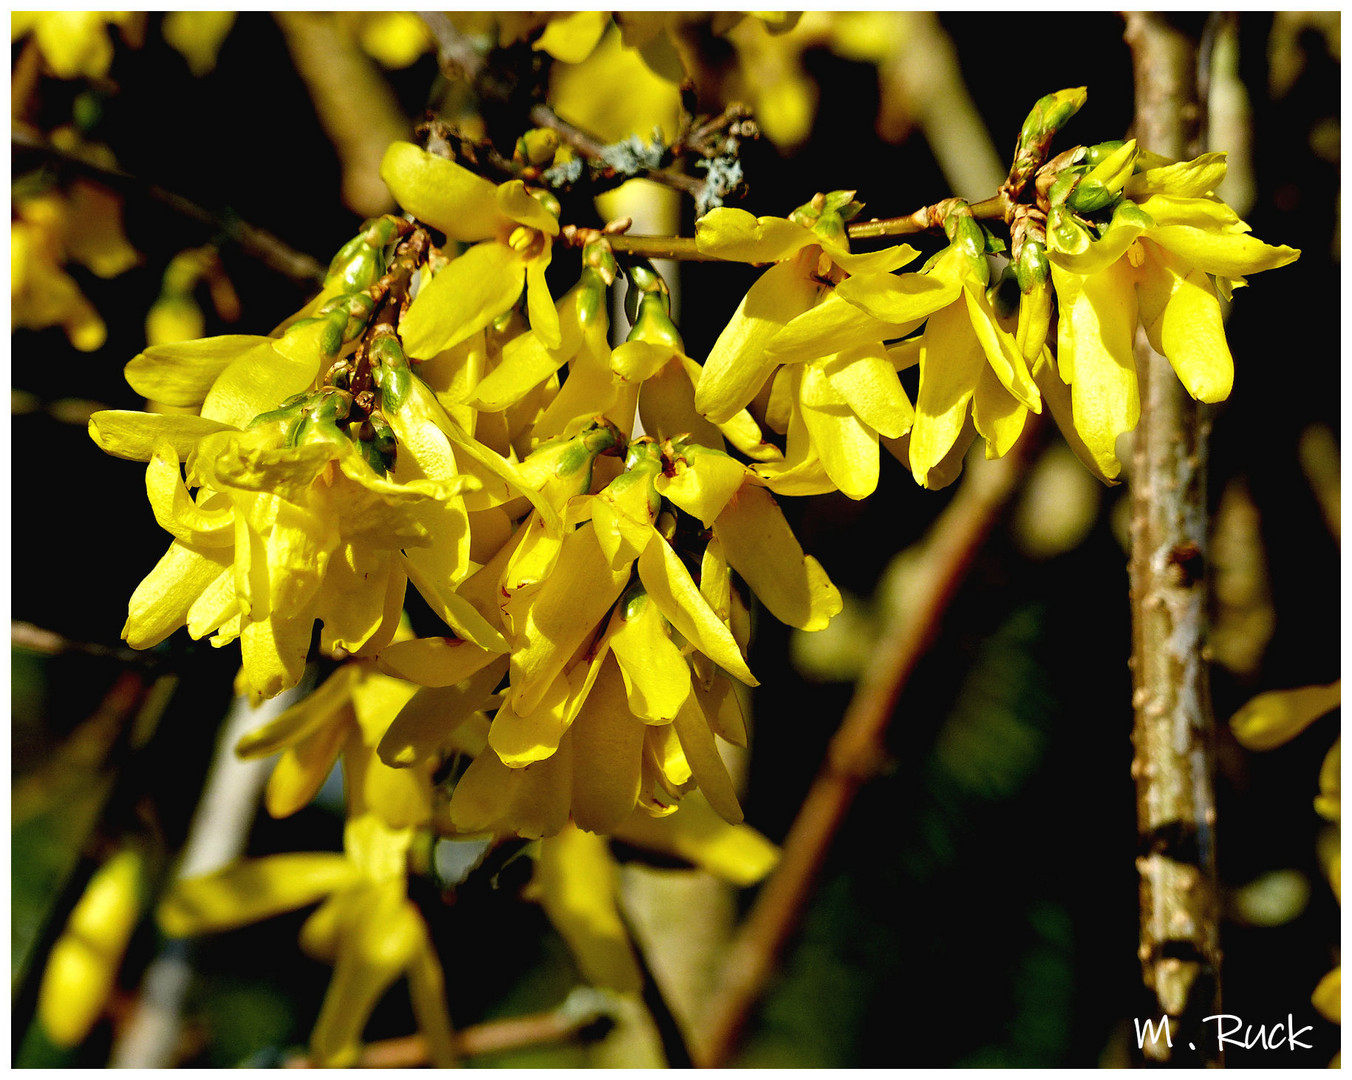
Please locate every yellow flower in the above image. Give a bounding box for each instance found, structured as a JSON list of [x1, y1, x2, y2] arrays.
[[12, 179, 139, 351], [382, 435, 839, 836], [530, 802, 778, 993], [160, 794, 455, 1067], [161, 11, 235, 76], [907, 221, 1042, 489], [1047, 150, 1299, 478], [11, 11, 132, 79], [695, 196, 954, 497], [380, 142, 564, 355]]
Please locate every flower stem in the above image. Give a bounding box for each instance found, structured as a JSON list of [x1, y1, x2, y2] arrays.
[[1123, 11, 1223, 1067]]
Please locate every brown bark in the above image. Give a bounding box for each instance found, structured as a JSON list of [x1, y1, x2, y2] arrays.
[[1122, 11, 1223, 1066]]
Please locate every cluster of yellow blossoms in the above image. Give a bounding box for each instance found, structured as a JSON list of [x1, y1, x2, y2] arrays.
[[87, 87, 1297, 1062]]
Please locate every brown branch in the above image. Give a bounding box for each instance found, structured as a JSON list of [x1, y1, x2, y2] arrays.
[[11, 128, 326, 286], [698, 427, 1039, 1067], [846, 192, 1010, 241], [283, 996, 615, 1068], [1122, 11, 1222, 1067]]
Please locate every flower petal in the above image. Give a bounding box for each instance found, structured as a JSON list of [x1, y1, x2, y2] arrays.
[[400, 242, 527, 360], [90, 410, 235, 461], [123, 335, 268, 408], [380, 141, 505, 242], [671, 695, 742, 824], [637, 532, 757, 687], [696, 259, 819, 423], [569, 658, 645, 833], [715, 482, 841, 631], [158, 854, 360, 937]]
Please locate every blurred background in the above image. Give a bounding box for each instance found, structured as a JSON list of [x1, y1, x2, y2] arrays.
[[12, 12, 1341, 1067]]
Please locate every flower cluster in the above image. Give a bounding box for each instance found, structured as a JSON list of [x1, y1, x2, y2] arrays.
[[89, 86, 1299, 1064]]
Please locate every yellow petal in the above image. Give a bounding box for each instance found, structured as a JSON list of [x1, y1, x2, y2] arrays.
[[637, 531, 757, 687], [124, 335, 267, 408], [508, 520, 632, 715], [799, 361, 880, 499], [240, 610, 315, 699], [237, 667, 356, 758], [612, 791, 778, 885], [1136, 250, 1234, 403], [694, 207, 815, 263], [265, 718, 349, 819], [714, 483, 841, 631], [498, 180, 561, 236], [377, 636, 499, 688], [158, 854, 361, 937], [971, 362, 1029, 459], [379, 141, 505, 241], [525, 247, 561, 349], [822, 345, 914, 439], [697, 259, 819, 423], [568, 658, 645, 833], [490, 670, 573, 765], [671, 695, 742, 824], [1312, 966, 1341, 1024], [963, 287, 1040, 412], [1053, 258, 1140, 477], [309, 884, 422, 1068], [910, 300, 983, 487], [471, 288, 583, 411], [377, 656, 507, 767], [834, 270, 957, 325], [1125, 151, 1228, 200], [763, 288, 897, 368], [1030, 348, 1119, 484], [607, 589, 692, 722], [533, 10, 609, 63], [655, 445, 748, 527], [1230, 682, 1341, 751], [201, 338, 322, 429], [124, 540, 231, 649], [400, 242, 527, 360], [535, 822, 643, 991], [90, 410, 235, 461]]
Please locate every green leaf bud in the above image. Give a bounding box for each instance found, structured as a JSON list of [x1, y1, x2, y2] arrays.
[[628, 293, 683, 351]]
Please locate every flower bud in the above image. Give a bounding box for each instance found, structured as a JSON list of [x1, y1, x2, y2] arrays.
[[1065, 177, 1116, 214], [1017, 87, 1088, 153], [515, 128, 561, 168], [37, 850, 144, 1048]]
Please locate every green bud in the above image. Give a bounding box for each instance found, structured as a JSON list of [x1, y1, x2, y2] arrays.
[[576, 267, 608, 331], [1081, 139, 1137, 194], [628, 293, 684, 352], [619, 579, 649, 621], [1018, 87, 1088, 151], [326, 237, 382, 292], [1014, 239, 1050, 292], [1046, 168, 1083, 208], [1066, 178, 1116, 214], [1083, 139, 1127, 167], [583, 239, 618, 284], [1047, 206, 1090, 255], [370, 334, 412, 411], [361, 214, 412, 250]]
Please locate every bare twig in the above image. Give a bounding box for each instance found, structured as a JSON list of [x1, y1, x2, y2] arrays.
[[1122, 11, 1223, 1067], [699, 430, 1039, 1067], [12, 128, 325, 286], [283, 991, 618, 1067]]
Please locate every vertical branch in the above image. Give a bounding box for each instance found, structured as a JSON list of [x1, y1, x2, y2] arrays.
[[1122, 12, 1223, 1066]]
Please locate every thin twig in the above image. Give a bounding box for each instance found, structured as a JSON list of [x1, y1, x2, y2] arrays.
[[1122, 11, 1223, 1068], [12, 128, 326, 286], [283, 994, 615, 1067], [698, 429, 1039, 1067]]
